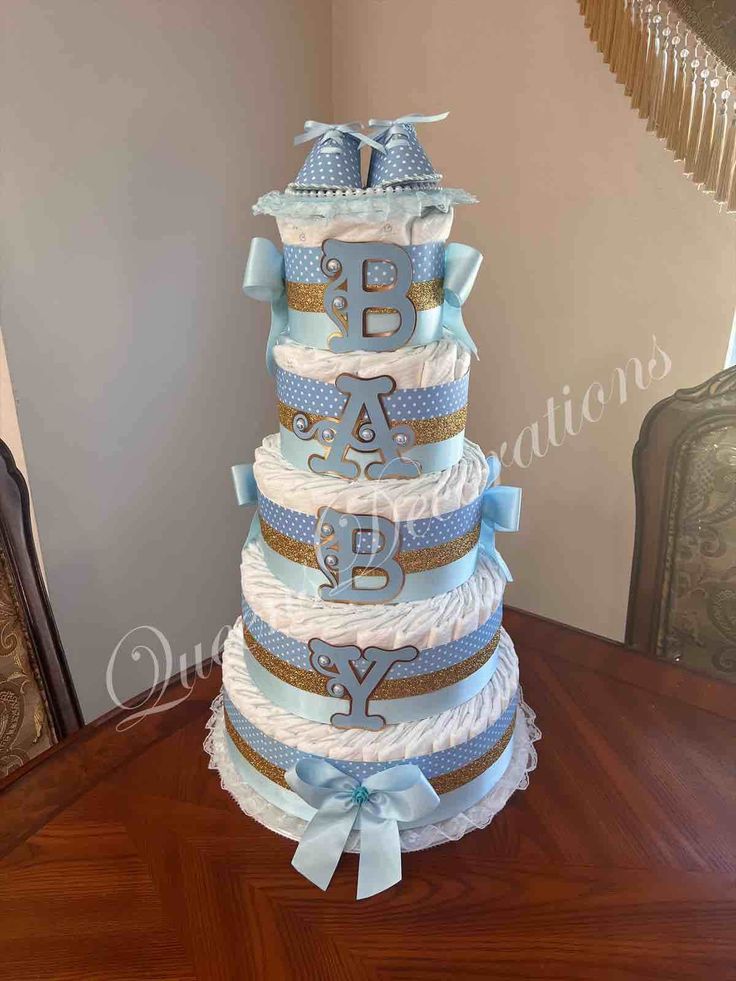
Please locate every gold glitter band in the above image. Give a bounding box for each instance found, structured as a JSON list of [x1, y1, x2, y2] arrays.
[[223, 705, 517, 796], [243, 623, 501, 699], [285, 278, 444, 313], [259, 517, 480, 575], [430, 715, 516, 795], [224, 711, 289, 788], [277, 403, 467, 447]]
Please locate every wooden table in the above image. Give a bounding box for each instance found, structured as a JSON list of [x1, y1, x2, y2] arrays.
[[1, 610, 735, 980]]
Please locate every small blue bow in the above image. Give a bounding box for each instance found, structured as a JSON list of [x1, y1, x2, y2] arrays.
[[231, 463, 262, 545], [286, 758, 440, 899], [480, 456, 522, 581], [443, 242, 483, 357], [242, 238, 288, 375]]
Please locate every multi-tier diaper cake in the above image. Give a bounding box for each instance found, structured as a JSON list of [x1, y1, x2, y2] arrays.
[[205, 113, 540, 899]]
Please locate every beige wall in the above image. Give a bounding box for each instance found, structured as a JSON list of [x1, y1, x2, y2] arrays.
[[2, 0, 332, 720], [334, 0, 736, 639]]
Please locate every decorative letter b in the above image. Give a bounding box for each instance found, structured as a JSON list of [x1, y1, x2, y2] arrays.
[[322, 240, 417, 353], [315, 506, 403, 604]]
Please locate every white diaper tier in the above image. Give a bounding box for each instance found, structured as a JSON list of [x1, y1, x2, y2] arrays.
[[240, 541, 505, 653], [222, 619, 519, 762], [273, 336, 470, 388], [254, 434, 489, 522]]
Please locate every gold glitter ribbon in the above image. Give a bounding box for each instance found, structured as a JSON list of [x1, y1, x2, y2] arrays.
[[243, 623, 501, 699], [285, 278, 444, 313], [259, 517, 481, 574], [278, 403, 467, 447], [223, 705, 517, 796]]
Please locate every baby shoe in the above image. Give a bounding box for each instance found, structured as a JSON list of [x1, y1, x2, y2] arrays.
[[366, 112, 448, 189], [288, 120, 383, 193]]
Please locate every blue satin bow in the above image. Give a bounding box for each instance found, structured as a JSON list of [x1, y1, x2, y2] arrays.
[[480, 456, 522, 581], [443, 243, 483, 357], [242, 238, 288, 375], [231, 463, 262, 545], [286, 758, 440, 899]]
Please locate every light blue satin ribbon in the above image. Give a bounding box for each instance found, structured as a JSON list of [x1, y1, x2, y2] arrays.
[[225, 719, 517, 839], [242, 237, 483, 359], [480, 457, 522, 581], [443, 243, 483, 357], [285, 759, 439, 899], [244, 640, 501, 725], [231, 463, 262, 546], [260, 538, 479, 603], [242, 238, 288, 375]]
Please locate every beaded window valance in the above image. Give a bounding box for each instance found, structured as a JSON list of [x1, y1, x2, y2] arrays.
[[579, 0, 736, 211]]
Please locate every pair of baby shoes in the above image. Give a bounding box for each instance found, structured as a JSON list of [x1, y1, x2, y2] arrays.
[[288, 112, 448, 194]]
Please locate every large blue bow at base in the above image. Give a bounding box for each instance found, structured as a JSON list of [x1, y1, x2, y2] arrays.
[[286, 759, 440, 900], [480, 456, 522, 581]]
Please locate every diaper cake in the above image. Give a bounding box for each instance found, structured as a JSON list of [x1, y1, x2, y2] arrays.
[[205, 114, 540, 899]]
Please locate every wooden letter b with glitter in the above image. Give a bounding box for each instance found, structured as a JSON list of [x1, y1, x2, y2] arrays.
[[315, 506, 403, 604], [321, 240, 417, 353]]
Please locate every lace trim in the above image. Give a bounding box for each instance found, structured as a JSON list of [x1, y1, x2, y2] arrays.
[[203, 690, 540, 854], [254, 187, 477, 220]]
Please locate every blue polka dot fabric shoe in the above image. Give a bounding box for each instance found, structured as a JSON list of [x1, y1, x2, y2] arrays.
[[288, 120, 383, 194], [366, 112, 448, 190]]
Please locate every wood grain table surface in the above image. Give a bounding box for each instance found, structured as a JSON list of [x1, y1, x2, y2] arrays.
[[1, 609, 734, 981]]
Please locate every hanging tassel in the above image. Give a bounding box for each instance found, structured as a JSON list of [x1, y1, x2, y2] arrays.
[[588, 0, 603, 42], [657, 31, 679, 139], [668, 47, 690, 152], [704, 88, 730, 193], [592, 0, 606, 49], [693, 75, 719, 184], [625, 2, 646, 97], [675, 55, 698, 163], [643, 16, 665, 126], [652, 26, 674, 135], [631, 5, 653, 108], [599, 0, 618, 59], [727, 151, 736, 210], [684, 66, 708, 175], [716, 100, 736, 203], [610, 0, 632, 77], [582, 0, 593, 29], [639, 13, 661, 119], [617, 0, 639, 86]]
